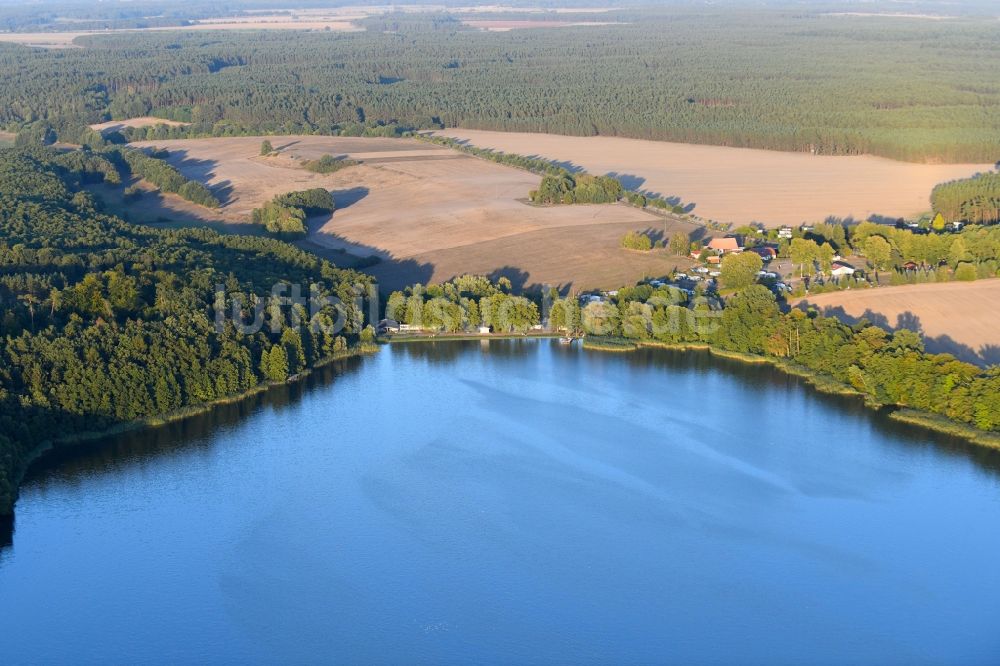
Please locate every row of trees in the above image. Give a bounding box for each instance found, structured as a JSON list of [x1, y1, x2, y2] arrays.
[[385, 276, 540, 334], [425, 136, 694, 217], [530, 173, 623, 205], [0, 147, 371, 516], [119, 148, 220, 208], [420, 135, 574, 177]]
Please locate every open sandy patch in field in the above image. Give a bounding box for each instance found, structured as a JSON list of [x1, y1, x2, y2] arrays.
[[126, 135, 692, 291], [0, 32, 92, 48], [795, 280, 1000, 366], [0, 17, 362, 49], [147, 20, 363, 32], [438, 129, 993, 227], [90, 117, 190, 133], [462, 20, 625, 30]]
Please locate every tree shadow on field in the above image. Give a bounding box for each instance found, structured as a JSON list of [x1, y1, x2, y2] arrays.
[[634, 187, 697, 214], [687, 227, 708, 244], [482, 266, 574, 299], [524, 154, 586, 174], [795, 304, 999, 367], [487, 266, 531, 293], [138, 147, 235, 205], [333, 186, 369, 210], [607, 172, 645, 191], [640, 227, 666, 245], [211, 179, 235, 206], [868, 214, 904, 227]]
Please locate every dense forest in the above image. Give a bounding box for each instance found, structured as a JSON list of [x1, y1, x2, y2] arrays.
[[931, 172, 1000, 226], [0, 147, 372, 516], [2, 5, 1000, 162]]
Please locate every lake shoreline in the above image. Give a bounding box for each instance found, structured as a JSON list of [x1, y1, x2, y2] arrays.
[[584, 337, 1000, 451], [7, 332, 998, 519], [0, 343, 379, 518]]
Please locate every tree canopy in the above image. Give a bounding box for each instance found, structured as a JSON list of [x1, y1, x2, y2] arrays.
[[0, 146, 370, 516], [4, 6, 999, 161]]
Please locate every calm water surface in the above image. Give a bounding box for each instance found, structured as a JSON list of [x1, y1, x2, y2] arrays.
[[2, 340, 999, 664]]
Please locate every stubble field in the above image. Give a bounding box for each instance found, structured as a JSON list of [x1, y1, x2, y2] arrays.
[[438, 129, 992, 227], [796, 280, 1000, 366], [125, 135, 694, 292]]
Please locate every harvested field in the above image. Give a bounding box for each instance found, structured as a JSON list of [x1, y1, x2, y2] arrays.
[[462, 20, 625, 30], [438, 129, 993, 227], [0, 15, 364, 48], [0, 32, 91, 48], [146, 20, 363, 32], [125, 135, 695, 292], [89, 117, 189, 133], [795, 280, 1000, 366]]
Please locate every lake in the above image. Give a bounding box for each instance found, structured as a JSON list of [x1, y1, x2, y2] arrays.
[[2, 340, 999, 664]]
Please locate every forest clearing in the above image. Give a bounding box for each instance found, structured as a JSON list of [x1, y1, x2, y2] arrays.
[[438, 129, 992, 227]]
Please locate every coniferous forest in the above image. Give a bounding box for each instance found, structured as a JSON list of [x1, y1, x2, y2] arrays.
[[2, 4, 1000, 162]]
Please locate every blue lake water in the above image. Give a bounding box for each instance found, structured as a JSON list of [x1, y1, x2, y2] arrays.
[[1, 340, 999, 664]]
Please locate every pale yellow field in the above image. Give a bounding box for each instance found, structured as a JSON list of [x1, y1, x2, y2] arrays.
[[126, 136, 694, 292], [0, 32, 91, 48], [90, 117, 189, 133], [438, 129, 993, 227], [0, 16, 363, 48], [462, 19, 625, 31], [796, 280, 1000, 366]]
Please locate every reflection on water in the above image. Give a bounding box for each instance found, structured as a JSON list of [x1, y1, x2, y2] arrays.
[[2, 341, 999, 664], [3, 356, 366, 546], [19, 341, 1000, 505]]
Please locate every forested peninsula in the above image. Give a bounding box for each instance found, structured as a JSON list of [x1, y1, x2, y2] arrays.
[[0, 147, 374, 516]]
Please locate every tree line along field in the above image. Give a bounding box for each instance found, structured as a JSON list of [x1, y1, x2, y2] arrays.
[[795, 281, 1000, 367], [438, 129, 992, 226], [3, 6, 1000, 162]]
